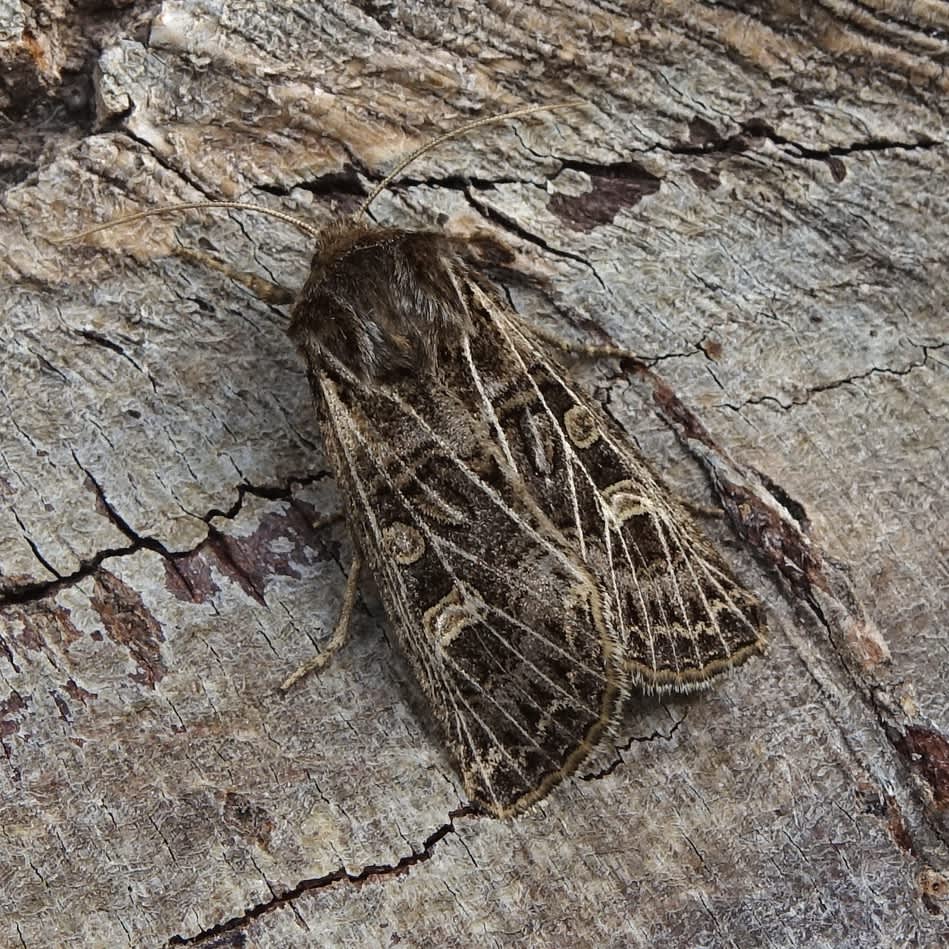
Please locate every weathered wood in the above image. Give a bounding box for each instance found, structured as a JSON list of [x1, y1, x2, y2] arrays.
[[1, 1, 947, 945]]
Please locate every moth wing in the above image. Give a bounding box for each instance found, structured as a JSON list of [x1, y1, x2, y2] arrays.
[[314, 363, 624, 817], [468, 298, 766, 691]]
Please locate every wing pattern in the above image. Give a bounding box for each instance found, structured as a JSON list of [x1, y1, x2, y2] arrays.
[[309, 268, 764, 816], [470, 293, 766, 688]]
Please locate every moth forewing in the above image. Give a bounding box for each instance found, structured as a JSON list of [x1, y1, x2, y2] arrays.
[[307, 340, 626, 817], [496, 312, 768, 690]]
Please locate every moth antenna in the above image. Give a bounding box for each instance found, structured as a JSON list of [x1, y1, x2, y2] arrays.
[[53, 201, 323, 244], [353, 100, 584, 221], [56, 105, 582, 243]]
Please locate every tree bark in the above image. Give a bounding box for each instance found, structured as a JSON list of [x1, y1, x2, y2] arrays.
[[1, 1, 947, 946]]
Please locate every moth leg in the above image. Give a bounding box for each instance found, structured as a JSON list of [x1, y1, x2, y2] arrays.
[[311, 510, 345, 531], [175, 247, 295, 306], [680, 499, 724, 520], [280, 553, 363, 691], [515, 317, 647, 367]]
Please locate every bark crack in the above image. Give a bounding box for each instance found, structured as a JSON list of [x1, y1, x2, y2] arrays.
[[462, 187, 609, 293], [800, 586, 949, 857], [582, 709, 688, 782], [720, 341, 945, 413], [9, 507, 60, 580], [164, 804, 479, 947], [118, 127, 215, 203], [75, 329, 159, 393], [651, 118, 943, 163], [0, 470, 330, 609]]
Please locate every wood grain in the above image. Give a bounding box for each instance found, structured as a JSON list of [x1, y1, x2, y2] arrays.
[[1, 0, 946, 945]]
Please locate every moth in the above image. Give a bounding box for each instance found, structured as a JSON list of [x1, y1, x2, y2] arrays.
[[68, 105, 766, 818]]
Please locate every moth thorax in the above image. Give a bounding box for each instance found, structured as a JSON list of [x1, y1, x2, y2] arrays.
[[288, 223, 474, 380]]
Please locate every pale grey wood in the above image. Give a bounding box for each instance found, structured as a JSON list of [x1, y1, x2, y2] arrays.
[[1, 1, 947, 946]]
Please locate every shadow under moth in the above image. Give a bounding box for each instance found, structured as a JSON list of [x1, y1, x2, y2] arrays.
[[70, 104, 767, 818]]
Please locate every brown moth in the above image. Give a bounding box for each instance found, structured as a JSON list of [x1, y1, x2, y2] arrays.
[[67, 106, 766, 818]]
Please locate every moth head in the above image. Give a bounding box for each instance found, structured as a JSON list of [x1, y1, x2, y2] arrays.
[[58, 103, 580, 383], [288, 224, 474, 380]]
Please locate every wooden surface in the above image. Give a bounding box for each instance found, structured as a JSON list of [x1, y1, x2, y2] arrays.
[[1, 1, 947, 946]]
